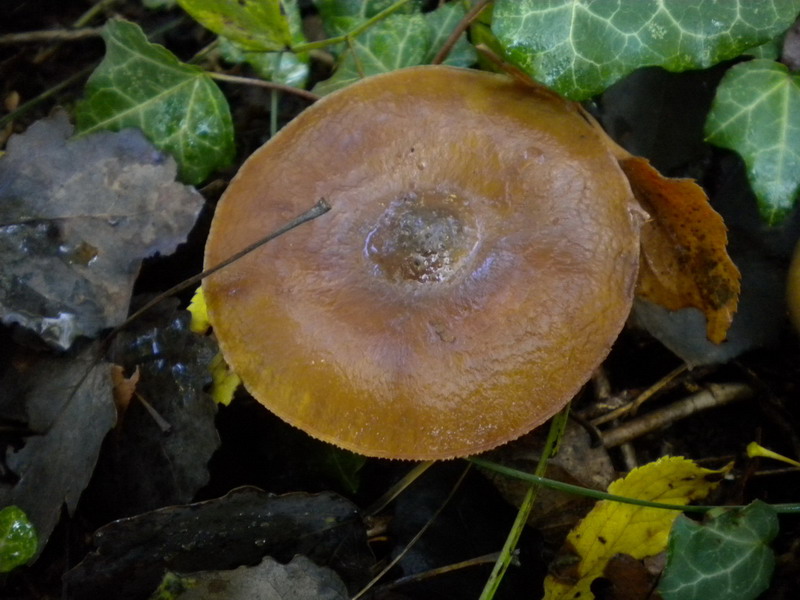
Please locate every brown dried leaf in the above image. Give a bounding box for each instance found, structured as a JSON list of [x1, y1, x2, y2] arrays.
[[600, 553, 663, 600], [110, 365, 139, 423], [619, 156, 741, 343], [481, 422, 615, 543]]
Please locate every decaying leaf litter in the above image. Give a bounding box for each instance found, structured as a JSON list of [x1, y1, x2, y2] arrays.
[[2, 1, 800, 599]]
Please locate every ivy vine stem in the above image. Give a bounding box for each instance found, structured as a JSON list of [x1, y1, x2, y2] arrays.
[[471, 457, 800, 514]]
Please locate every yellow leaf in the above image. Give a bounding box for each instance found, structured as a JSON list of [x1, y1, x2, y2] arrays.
[[543, 456, 730, 600], [187, 286, 210, 334], [747, 441, 800, 468], [188, 287, 239, 404], [210, 352, 240, 406]]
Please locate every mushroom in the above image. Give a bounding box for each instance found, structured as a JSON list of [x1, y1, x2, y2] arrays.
[[203, 66, 645, 460]]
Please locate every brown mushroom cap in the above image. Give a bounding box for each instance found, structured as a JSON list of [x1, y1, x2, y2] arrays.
[[203, 66, 643, 459]]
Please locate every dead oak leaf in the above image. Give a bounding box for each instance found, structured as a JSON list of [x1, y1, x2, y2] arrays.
[[619, 157, 741, 344], [0, 111, 203, 349]]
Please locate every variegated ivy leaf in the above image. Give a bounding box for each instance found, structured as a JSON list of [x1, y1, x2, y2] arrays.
[[75, 19, 234, 184], [492, 0, 800, 100]]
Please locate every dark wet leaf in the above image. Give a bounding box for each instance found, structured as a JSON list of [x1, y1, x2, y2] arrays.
[[91, 307, 218, 518], [151, 555, 348, 600], [0, 112, 203, 350], [0, 346, 116, 556], [65, 487, 369, 600], [783, 18, 800, 70]]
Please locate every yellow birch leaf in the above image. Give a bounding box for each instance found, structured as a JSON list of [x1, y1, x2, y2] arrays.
[[210, 352, 241, 406], [543, 456, 730, 600], [187, 287, 240, 404], [188, 286, 211, 334]]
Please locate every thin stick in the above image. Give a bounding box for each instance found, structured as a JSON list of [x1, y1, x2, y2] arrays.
[[347, 35, 366, 79], [135, 393, 172, 433], [0, 28, 102, 45], [601, 382, 753, 448], [381, 552, 503, 592], [0, 65, 96, 130], [208, 72, 319, 102], [104, 198, 330, 343], [366, 461, 434, 516], [591, 364, 689, 426], [431, 0, 492, 65], [73, 0, 120, 28]]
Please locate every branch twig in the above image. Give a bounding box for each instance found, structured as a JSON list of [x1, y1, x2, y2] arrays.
[[431, 0, 492, 65], [208, 72, 319, 102], [0, 28, 102, 45], [601, 383, 754, 448]]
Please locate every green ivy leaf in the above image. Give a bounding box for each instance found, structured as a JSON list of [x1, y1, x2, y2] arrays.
[[705, 59, 800, 225], [75, 20, 234, 185], [0, 506, 37, 573], [313, 2, 476, 95], [492, 0, 800, 100], [218, 0, 309, 87], [314, 0, 418, 39], [658, 501, 778, 600], [424, 1, 477, 67], [176, 0, 291, 51]]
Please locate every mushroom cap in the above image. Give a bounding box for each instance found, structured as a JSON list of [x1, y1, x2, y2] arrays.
[[203, 66, 643, 459]]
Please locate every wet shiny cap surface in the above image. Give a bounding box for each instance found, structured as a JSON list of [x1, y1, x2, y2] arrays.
[[203, 66, 643, 459]]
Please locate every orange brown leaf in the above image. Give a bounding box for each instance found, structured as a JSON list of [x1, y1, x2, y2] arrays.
[[619, 157, 741, 343], [111, 365, 140, 423]]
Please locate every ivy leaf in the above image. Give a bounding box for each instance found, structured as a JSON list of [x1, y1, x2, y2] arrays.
[[492, 0, 800, 100], [218, 0, 309, 87], [176, 0, 291, 51], [0, 506, 37, 573], [75, 19, 234, 184], [313, 2, 476, 95], [705, 59, 800, 225], [423, 0, 477, 67], [314, 0, 418, 39], [659, 501, 778, 600]]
